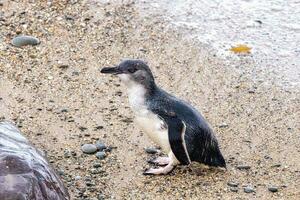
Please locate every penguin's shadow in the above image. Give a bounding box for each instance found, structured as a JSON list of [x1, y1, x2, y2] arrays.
[[147, 155, 226, 176], [175, 163, 226, 176]]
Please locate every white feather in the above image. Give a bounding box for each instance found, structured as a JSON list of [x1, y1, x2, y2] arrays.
[[119, 74, 171, 153]]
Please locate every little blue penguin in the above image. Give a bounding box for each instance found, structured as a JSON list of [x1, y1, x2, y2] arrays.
[[101, 59, 226, 175]]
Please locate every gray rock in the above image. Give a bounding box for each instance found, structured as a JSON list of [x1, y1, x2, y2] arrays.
[[95, 152, 106, 160], [237, 165, 251, 170], [90, 169, 100, 174], [93, 163, 101, 168], [98, 194, 105, 200], [271, 164, 281, 168], [244, 186, 255, 193], [81, 144, 97, 154], [230, 187, 238, 192], [57, 169, 65, 176], [11, 35, 40, 47], [0, 122, 69, 199], [248, 89, 255, 93], [74, 175, 81, 181], [227, 181, 239, 187], [219, 123, 229, 128], [268, 186, 278, 193], [95, 141, 107, 151], [145, 147, 158, 154]]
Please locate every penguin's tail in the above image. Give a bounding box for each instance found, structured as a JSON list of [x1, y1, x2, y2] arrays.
[[210, 149, 226, 168], [193, 140, 226, 168]]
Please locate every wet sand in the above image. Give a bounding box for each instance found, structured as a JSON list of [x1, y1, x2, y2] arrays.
[[0, 1, 299, 199]]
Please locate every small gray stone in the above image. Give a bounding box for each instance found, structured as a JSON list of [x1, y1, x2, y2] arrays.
[[268, 186, 278, 193], [81, 144, 97, 154], [93, 163, 101, 168], [244, 186, 255, 193], [237, 165, 251, 170], [98, 194, 105, 200], [11, 35, 40, 47], [75, 175, 81, 181], [95, 152, 106, 160], [219, 123, 229, 128], [95, 141, 107, 151], [248, 89, 255, 93], [271, 164, 281, 168], [57, 169, 64, 176], [230, 187, 238, 192], [90, 169, 100, 174], [145, 147, 158, 154], [227, 181, 239, 187]]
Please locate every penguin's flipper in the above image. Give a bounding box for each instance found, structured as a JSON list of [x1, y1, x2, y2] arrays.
[[168, 118, 191, 165], [159, 113, 191, 165]]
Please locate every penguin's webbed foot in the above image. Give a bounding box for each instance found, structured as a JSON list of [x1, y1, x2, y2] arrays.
[[143, 163, 175, 175], [148, 157, 170, 166]]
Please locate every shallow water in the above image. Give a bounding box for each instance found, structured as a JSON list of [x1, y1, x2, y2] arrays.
[[138, 0, 300, 87]]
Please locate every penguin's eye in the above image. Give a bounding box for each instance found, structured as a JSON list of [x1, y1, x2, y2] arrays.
[[128, 68, 137, 73]]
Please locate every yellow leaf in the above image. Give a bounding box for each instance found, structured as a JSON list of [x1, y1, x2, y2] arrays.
[[230, 44, 251, 54]]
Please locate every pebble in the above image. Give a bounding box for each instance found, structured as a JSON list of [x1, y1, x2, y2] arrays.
[[79, 126, 87, 131], [95, 152, 106, 160], [75, 175, 81, 181], [244, 186, 255, 193], [94, 125, 104, 130], [64, 150, 71, 158], [95, 141, 107, 151], [227, 181, 239, 187], [58, 64, 69, 69], [11, 35, 40, 47], [230, 187, 238, 192], [237, 165, 251, 170], [93, 163, 101, 168], [81, 144, 97, 154], [271, 164, 281, 168], [98, 194, 105, 200], [219, 123, 229, 128], [268, 186, 278, 193], [145, 147, 159, 154], [60, 108, 69, 113], [58, 169, 65, 176], [248, 89, 255, 93]]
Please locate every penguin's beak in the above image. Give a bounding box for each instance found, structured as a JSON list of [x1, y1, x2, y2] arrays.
[[100, 66, 121, 75]]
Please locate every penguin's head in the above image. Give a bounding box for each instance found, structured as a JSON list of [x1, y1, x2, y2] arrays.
[[101, 59, 155, 89]]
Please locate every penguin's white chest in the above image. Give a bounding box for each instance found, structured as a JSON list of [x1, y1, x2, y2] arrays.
[[126, 83, 171, 153], [135, 113, 170, 153]]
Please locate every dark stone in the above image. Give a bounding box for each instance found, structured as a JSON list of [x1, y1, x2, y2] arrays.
[[271, 164, 281, 168], [95, 152, 106, 160], [237, 165, 251, 170], [98, 194, 105, 200], [227, 181, 239, 187], [60, 108, 69, 113], [244, 186, 255, 193], [268, 186, 278, 193], [58, 64, 69, 69], [248, 89, 255, 93], [0, 121, 69, 199], [94, 125, 104, 130], [93, 163, 101, 168], [219, 123, 229, 128], [95, 141, 107, 151], [78, 126, 87, 131]]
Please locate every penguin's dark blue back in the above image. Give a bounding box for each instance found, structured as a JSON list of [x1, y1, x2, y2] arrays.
[[146, 87, 226, 168]]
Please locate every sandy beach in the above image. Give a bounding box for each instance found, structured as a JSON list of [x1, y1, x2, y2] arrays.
[[0, 0, 299, 199]]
